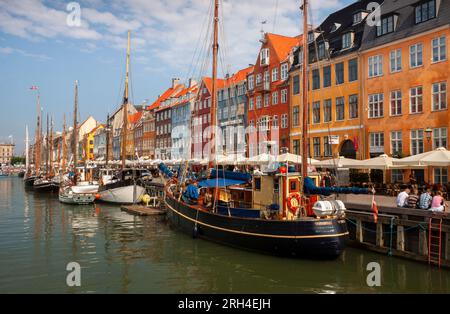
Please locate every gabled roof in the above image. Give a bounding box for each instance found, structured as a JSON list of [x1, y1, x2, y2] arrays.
[[147, 85, 184, 111], [201, 76, 226, 94], [360, 0, 450, 51], [265, 33, 302, 61], [128, 111, 143, 124], [219, 65, 255, 89]]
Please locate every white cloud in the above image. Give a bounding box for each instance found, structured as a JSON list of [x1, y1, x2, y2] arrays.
[[0, 46, 51, 60], [0, 0, 347, 73]]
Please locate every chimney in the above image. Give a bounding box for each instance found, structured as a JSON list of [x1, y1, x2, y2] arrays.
[[172, 78, 180, 89], [188, 78, 197, 88]]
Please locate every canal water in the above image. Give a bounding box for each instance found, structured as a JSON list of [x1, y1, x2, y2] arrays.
[[0, 177, 449, 294]]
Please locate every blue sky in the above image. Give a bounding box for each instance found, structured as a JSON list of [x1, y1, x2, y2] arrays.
[[0, 0, 353, 154]]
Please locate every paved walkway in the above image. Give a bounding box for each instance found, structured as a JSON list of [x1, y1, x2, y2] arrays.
[[339, 194, 450, 212]]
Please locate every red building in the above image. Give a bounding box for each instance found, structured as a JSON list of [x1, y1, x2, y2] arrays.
[[246, 33, 301, 156]]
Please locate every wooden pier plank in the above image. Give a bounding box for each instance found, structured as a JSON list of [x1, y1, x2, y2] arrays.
[[121, 205, 166, 216]]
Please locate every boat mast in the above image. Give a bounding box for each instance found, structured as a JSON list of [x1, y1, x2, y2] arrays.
[[62, 114, 67, 171], [46, 113, 49, 176], [50, 116, 54, 176], [106, 113, 110, 167], [121, 30, 131, 170], [73, 80, 79, 185], [209, 0, 219, 168], [25, 125, 29, 174], [34, 92, 41, 176], [301, 0, 309, 183]]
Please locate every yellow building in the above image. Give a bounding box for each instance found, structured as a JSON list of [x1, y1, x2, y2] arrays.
[[290, 1, 372, 160], [85, 125, 104, 161], [360, 0, 449, 184]]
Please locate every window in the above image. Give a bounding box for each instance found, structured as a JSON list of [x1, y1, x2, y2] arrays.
[[281, 63, 289, 80], [411, 129, 424, 155], [256, 95, 262, 109], [342, 33, 352, 49], [335, 62, 344, 85], [248, 98, 254, 111], [256, 73, 262, 85], [415, 0, 436, 24], [324, 136, 332, 157], [272, 91, 279, 105], [318, 42, 326, 59], [335, 97, 344, 121], [349, 94, 358, 119], [377, 15, 395, 36], [433, 127, 447, 149], [392, 169, 403, 183], [353, 12, 362, 24], [410, 86, 423, 113], [281, 114, 288, 129], [312, 101, 320, 124], [272, 115, 278, 129], [323, 66, 331, 87], [390, 90, 402, 116], [281, 89, 287, 103], [324, 99, 332, 122], [260, 48, 269, 66], [432, 82, 447, 111], [264, 94, 270, 107], [390, 49, 402, 72], [254, 177, 261, 191], [370, 132, 385, 154], [410, 43, 423, 68], [272, 67, 279, 82], [293, 75, 300, 95], [391, 131, 403, 155], [348, 58, 358, 82], [308, 32, 315, 43], [293, 140, 300, 155], [248, 75, 254, 90], [368, 55, 383, 78], [434, 168, 448, 184], [368, 93, 384, 118], [432, 36, 447, 62], [313, 137, 321, 158], [292, 106, 299, 127], [312, 69, 320, 90]]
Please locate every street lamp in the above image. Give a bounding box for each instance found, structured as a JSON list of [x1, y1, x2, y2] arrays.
[[425, 127, 433, 151]]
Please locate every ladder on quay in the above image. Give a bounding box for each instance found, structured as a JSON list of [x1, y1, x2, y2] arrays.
[[428, 217, 443, 268]]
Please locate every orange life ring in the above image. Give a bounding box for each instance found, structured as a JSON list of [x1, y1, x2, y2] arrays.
[[287, 193, 301, 214]]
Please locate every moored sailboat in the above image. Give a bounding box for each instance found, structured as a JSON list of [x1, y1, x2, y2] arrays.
[[160, 0, 373, 259]]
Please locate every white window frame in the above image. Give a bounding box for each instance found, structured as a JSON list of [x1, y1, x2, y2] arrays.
[[248, 75, 254, 90], [433, 127, 447, 149], [368, 55, 383, 78], [432, 82, 447, 111], [281, 63, 289, 80], [249, 98, 254, 110], [411, 129, 424, 155], [390, 49, 402, 73], [432, 36, 447, 63], [272, 67, 279, 82], [390, 90, 402, 116], [409, 43, 423, 68], [272, 91, 279, 105], [281, 89, 287, 103], [281, 114, 288, 129], [368, 93, 384, 118], [410, 86, 423, 114], [391, 131, 403, 155], [256, 95, 262, 109]]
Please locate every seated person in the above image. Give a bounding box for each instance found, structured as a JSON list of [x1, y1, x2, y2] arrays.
[[182, 181, 199, 205], [405, 189, 419, 209], [396, 187, 410, 208], [204, 190, 213, 208], [430, 191, 448, 212], [419, 188, 432, 209]]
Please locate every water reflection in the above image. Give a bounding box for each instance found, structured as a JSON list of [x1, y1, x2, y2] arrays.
[[0, 177, 449, 293]]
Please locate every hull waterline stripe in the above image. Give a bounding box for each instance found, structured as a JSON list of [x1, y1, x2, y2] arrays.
[[166, 201, 349, 240]]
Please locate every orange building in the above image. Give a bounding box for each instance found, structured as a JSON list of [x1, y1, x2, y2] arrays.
[[247, 33, 301, 156], [290, 0, 377, 160], [360, 0, 449, 184]]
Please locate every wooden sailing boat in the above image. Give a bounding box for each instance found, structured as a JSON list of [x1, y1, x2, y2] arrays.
[[97, 31, 147, 204], [59, 80, 98, 204], [24, 92, 41, 187], [160, 0, 373, 258]]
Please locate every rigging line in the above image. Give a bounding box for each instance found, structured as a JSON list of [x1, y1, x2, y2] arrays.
[[184, 0, 214, 84], [272, 0, 279, 33]]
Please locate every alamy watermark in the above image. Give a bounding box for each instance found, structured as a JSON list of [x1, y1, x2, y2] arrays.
[[366, 262, 381, 287], [66, 262, 81, 287], [66, 2, 81, 27]]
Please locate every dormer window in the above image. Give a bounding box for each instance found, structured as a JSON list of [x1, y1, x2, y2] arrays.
[[377, 15, 397, 37], [353, 12, 362, 24], [308, 32, 315, 43], [318, 42, 326, 59], [260, 48, 270, 66], [342, 32, 353, 49], [331, 23, 341, 33], [415, 0, 436, 24]]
